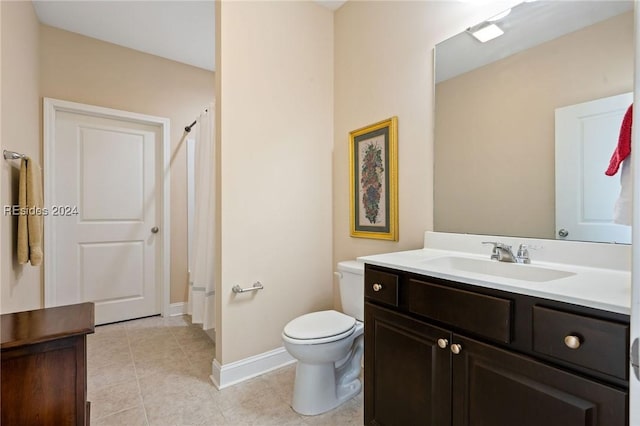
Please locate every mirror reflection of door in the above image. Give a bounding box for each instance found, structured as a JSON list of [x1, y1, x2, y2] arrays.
[[555, 92, 632, 244]]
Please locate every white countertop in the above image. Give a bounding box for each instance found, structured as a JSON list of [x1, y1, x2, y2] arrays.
[[358, 248, 631, 315]]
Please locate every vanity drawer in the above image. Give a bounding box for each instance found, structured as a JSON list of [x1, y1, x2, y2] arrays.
[[408, 279, 512, 343], [532, 306, 629, 380], [365, 269, 399, 307]]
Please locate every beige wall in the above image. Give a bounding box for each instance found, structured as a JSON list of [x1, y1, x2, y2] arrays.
[[217, 1, 334, 363], [332, 0, 519, 306], [1, 1, 42, 313], [214, 0, 223, 362], [434, 11, 633, 239]]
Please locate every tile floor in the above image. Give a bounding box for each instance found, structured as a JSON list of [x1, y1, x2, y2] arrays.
[[87, 315, 363, 426]]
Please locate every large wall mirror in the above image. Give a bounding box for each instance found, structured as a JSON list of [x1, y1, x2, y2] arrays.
[[434, 1, 634, 243]]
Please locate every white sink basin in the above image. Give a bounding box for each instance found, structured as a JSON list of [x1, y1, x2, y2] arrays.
[[422, 256, 576, 283]]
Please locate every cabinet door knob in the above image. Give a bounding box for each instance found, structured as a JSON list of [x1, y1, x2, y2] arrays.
[[564, 335, 581, 349], [450, 344, 462, 355], [372, 283, 383, 292], [437, 338, 448, 349]]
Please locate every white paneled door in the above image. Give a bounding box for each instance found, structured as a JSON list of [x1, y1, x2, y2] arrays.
[[44, 99, 170, 325]]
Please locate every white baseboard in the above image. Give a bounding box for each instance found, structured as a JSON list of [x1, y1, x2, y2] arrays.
[[211, 346, 296, 390], [168, 302, 187, 317]]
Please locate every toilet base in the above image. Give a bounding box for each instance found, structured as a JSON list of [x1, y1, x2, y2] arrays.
[[291, 361, 362, 416], [290, 333, 364, 416]]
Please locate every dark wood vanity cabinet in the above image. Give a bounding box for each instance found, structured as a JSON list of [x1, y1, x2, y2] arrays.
[[364, 265, 629, 426], [1, 303, 95, 426], [452, 335, 627, 426], [365, 303, 451, 426]]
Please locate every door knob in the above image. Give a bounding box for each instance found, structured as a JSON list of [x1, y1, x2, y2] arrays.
[[372, 283, 382, 292], [151, 226, 159, 234], [558, 228, 569, 238], [437, 338, 449, 349], [450, 344, 462, 355]]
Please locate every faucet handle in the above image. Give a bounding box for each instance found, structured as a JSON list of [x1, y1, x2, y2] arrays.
[[482, 242, 501, 260], [517, 244, 531, 264]]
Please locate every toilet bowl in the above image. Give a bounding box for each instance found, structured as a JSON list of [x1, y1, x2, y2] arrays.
[[282, 261, 364, 416]]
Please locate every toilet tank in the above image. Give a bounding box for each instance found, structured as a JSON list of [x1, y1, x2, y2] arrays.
[[337, 260, 365, 321]]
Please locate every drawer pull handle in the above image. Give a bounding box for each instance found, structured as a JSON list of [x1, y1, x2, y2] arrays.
[[372, 283, 383, 292], [437, 338, 449, 349], [564, 335, 581, 350], [450, 344, 462, 355]]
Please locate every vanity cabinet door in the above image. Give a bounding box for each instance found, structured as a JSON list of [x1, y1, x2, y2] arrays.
[[451, 335, 628, 426], [364, 303, 451, 426]]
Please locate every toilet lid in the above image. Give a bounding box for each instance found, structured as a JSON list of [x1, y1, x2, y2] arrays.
[[283, 310, 356, 340]]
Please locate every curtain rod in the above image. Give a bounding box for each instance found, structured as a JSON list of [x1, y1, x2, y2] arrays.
[[184, 108, 210, 133], [185, 120, 197, 133]]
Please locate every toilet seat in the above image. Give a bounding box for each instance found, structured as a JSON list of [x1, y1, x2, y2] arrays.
[[283, 310, 356, 345]]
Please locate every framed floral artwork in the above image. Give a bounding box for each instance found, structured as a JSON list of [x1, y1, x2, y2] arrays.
[[349, 117, 398, 241]]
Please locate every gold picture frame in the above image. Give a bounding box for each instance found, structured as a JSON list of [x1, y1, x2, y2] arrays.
[[349, 117, 398, 241]]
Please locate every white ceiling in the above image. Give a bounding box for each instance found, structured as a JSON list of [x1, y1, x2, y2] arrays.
[[33, 1, 216, 71], [314, 0, 347, 11], [32, 1, 346, 73]]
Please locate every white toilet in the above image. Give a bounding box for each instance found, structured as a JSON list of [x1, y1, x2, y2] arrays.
[[282, 260, 364, 416]]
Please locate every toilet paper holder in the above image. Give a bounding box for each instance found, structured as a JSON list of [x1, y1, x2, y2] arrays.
[[232, 281, 264, 294]]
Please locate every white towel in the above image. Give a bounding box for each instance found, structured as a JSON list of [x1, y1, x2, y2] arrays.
[[613, 155, 632, 226]]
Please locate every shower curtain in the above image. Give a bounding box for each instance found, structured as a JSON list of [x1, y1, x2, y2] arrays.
[[188, 104, 216, 330]]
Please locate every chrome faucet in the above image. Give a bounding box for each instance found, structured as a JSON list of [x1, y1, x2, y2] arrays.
[[482, 242, 530, 264]]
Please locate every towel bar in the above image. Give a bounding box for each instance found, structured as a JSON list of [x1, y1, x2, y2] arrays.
[[232, 282, 264, 294], [3, 150, 25, 160]]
